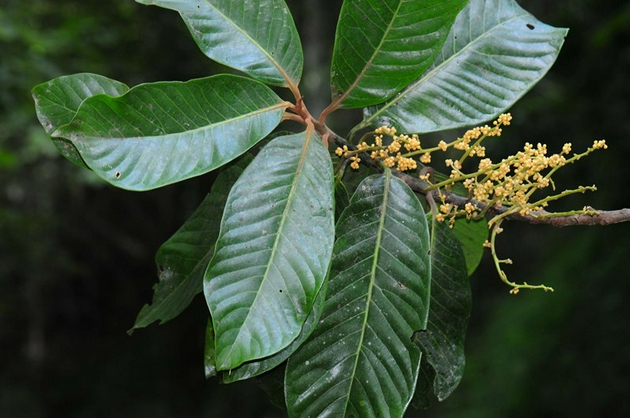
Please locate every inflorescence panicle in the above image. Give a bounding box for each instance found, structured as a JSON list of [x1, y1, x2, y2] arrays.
[[335, 113, 608, 294]]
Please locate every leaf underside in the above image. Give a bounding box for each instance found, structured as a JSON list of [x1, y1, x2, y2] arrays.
[[131, 156, 251, 332], [331, 0, 466, 108], [286, 171, 431, 418], [205, 131, 334, 371], [53, 75, 287, 191], [363, 0, 568, 133], [136, 0, 303, 87], [220, 278, 328, 383], [32, 73, 129, 168]]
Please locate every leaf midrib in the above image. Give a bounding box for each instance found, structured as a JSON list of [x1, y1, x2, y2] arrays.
[[335, 0, 405, 105], [363, 12, 529, 126], [198, 0, 294, 85], [55, 101, 288, 141], [344, 170, 392, 413], [219, 131, 315, 369]]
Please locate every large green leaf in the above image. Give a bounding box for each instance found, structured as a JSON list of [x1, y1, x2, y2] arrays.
[[285, 171, 431, 418], [413, 220, 471, 404], [32, 73, 129, 168], [330, 0, 466, 108], [130, 157, 251, 332], [205, 131, 334, 370], [53, 75, 288, 191], [136, 0, 303, 87], [361, 0, 568, 133], [220, 279, 328, 383]]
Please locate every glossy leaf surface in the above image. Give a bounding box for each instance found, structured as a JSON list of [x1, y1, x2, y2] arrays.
[[32, 73, 129, 168], [331, 0, 466, 108], [205, 131, 334, 370], [53, 75, 288, 191], [414, 220, 471, 402], [362, 0, 568, 133], [131, 157, 250, 332], [221, 280, 327, 383], [286, 171, 431, 418], [136, 0, 303, 87]]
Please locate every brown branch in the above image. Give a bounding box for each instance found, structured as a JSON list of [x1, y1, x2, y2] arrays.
[[394, 171, 630, 227]]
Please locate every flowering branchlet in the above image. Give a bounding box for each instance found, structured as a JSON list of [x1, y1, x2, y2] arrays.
[[336, 113, 609, 294]]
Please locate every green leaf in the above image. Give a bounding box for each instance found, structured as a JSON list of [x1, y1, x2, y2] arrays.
[[452, 216, 488, 275], [136, 0, 303, 87], [413, 220, 471, 403], [334, 180, 350, 220], [204, 319, 217, 378], [362, 0, 568, 133], [205, 130, 334, 370], [285, 171, 431, 418], [53, 75, 288, 191], [412, 358, 436, 409], [130, 157, 251, 332], [256, 363, 287, 410], [331, 0, 466, 108], [221, 279, 328, 383], [32, 73, 129, 168]]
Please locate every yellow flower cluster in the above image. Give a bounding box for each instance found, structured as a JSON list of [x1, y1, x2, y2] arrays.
[[336, 114, 513, 175], [335, 126, 422, 172], [427, 119, 607, 293], [442, 138, 606, 221], [447, 140, 576, 216], [383, 114, 607, 294], [335, 114, 608, 294]]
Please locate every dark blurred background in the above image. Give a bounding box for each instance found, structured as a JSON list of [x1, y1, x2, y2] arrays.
[[1, 0, 629, 417]]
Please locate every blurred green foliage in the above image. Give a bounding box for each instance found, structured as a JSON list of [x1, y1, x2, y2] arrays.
[[1, 0, 629, 417]]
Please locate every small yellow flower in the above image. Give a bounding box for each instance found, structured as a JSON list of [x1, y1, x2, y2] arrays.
[[397, 157, 417, 172], [470, 145, 486, 157], [562, 143, 572, 154], [440, 203, 452, 214], [387, 141, 401, 153], [383, 156, 396, 168], [478, 158, 493, 171], [497, 113, 512, 126], [356, 141, 369, 151], [375, 126, 396, 136]]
